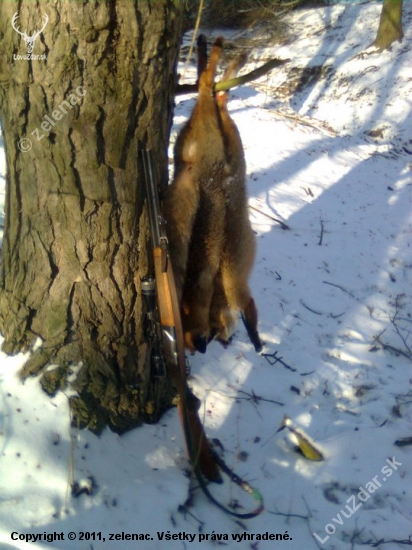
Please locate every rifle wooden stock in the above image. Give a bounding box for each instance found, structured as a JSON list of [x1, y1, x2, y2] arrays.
[[152, 241, 221, 482]]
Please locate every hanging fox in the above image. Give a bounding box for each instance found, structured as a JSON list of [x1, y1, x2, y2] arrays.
[[162, 36, 263, 355]]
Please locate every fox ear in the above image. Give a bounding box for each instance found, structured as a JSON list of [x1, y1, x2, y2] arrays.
[[221, 52, 248, 83], [198, 36, 224, 91]]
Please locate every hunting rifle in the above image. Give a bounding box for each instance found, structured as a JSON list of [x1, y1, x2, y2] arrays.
[[139, 147, 264, 519]]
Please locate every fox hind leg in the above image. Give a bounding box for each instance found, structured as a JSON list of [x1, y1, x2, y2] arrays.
[[219, 266, 263, 352]]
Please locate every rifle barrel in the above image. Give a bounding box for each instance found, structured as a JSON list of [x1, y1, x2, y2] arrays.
[[140, 149, 163, 247]]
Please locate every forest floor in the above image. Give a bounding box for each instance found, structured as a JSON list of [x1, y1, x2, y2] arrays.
[[0, 1, 411, 549]]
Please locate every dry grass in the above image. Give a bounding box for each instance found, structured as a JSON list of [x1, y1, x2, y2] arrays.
[[185, 0, 326, 30]]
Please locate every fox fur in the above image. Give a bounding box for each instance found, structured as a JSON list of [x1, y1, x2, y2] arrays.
[[163, 36, 262, 353], [162, 38, 227, 352], [209, 54, 262, 352]]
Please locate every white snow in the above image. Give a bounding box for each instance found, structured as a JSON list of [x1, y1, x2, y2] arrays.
[[1, 2, 411, 549]]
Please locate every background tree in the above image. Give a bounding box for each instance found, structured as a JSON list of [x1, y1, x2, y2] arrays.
[[0, 1, 184, 433], [373, 0, 403, 50]]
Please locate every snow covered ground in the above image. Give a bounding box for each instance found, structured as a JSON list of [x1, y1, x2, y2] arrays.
[[0, 2, 411, 549]]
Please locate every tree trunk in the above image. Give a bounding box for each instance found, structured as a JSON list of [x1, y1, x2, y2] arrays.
[[0, 1, 184, 433], [373, 0, 403, 51]]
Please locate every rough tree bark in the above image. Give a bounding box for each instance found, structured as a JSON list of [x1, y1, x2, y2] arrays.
[[0, 1, 184, 433], [373, 0, 403, 51]]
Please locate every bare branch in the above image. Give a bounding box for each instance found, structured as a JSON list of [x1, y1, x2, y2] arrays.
[[262, 351, 296, 372], [212, 386, 284, 407], [323, 280, 356, 299], [391, 294, 411, 354], [236, 388, 284, 406], [318, 218, 324, 245], [372, 296, 412, 362], [249, 205, 290, 230], [372, 332, 412, 362], [176, 57, 290, 96]]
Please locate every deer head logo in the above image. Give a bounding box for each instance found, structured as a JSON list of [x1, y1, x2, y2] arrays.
[[11, 11, 49, 55]]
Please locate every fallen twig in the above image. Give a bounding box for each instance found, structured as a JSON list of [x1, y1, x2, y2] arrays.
[[323, 280, 356, 299], [371, 296, 412, 362], [236, 388, 284, 407], [372, 330, 412, 362], [359, 537, 412, 547], [262, 351, 296, 372], [318, 218, 324, 245], [301, 495, 325, 550], [394, 437, 412, 447], [263, 107, 337, 137], [268, 510, 309, 520], [330, 311, 345, 319], [249, 205, 290, 230], [213, 386, 284, 407], [391, 294, 411, 355], [300, 299, 323, 316]]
